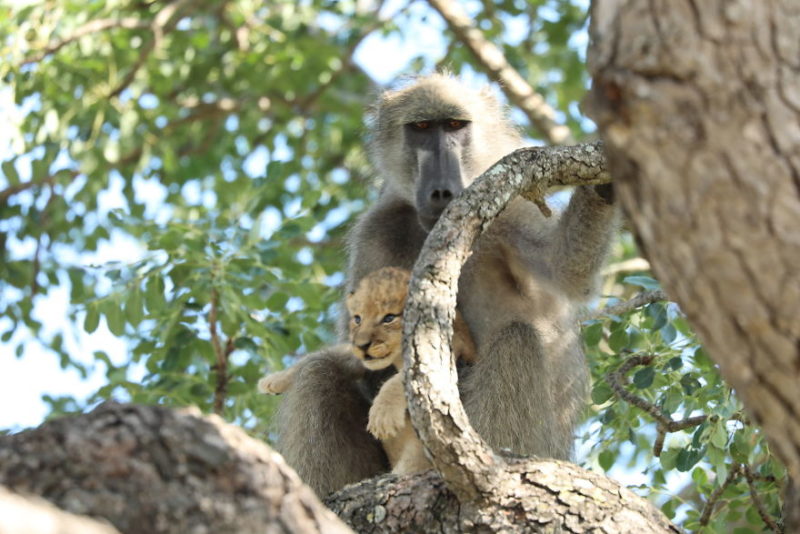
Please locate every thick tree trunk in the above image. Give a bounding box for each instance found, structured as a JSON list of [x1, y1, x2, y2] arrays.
[[587, 0, 800, 526], [0, 402, 352, 534]]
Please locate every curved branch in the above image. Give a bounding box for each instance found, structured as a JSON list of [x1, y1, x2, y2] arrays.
[[403, 142, 609, 502]]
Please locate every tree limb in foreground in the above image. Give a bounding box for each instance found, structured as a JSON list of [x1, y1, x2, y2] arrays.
[[0, 402, 352, 534]]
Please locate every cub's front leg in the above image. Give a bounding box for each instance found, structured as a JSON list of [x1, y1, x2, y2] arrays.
[[367, 373, 407, 440], [257, 366, 297, 395]]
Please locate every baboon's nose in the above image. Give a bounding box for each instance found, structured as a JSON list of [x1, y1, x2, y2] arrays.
[[430, 188, 454, 210]]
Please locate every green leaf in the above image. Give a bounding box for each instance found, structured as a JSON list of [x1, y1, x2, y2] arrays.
[[676, 447, 704, 472], [102, 298, 125, 337], [145, 276, 166, 314], [659, 323, 677, 345], [2, 159, 20, 185], [660, 448, 679, 470], [608, 328, 629, 353], [598, 450, 615, 471], [710, 423, 728, 449], [680, 374, 702, 395], [633, 366, 655, 389], [84, 304, 100, 334], [646, 302, 668, 330], [623, 275, 660, 290], [582, 321, 603, 347], [125, 288, 144, 326], [691, 466, 709, 486], [661, 498, 677, 520], [591, 382, 613, 405], [731, 430, 750, 464], [234, 337, 259, 352]]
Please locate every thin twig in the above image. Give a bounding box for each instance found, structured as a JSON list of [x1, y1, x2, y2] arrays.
[[426, 0, 573, 144], [743, 465, 783, 533], [699, 464, 741, 526], [209, 288, 229, 415], [594, 289, 668, 318], [23, 18, 149, 65], [0, 170, 80, 205], [108, 0, 189, 98], [606, 354, 707, 456]]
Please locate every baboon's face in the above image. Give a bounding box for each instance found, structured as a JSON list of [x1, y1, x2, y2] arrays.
[[405, 118, 472, 231]]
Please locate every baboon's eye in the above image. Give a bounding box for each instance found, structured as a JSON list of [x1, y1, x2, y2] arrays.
[[445, 119, 468, 131], [410, 121, 431, 131], [382, 314, 398, 324], [353, 315, 361, 325]]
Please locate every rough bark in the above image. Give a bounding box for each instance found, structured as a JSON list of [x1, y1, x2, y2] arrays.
[[0, 487, 121, 534], [0, 402, 352, 534], [326, 460, 678, 534], [586, 0, 800, 527]]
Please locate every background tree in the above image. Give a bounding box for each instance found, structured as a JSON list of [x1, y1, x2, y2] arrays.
[[0, 0, 790, 531]]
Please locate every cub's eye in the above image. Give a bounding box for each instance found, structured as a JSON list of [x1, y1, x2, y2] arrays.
[[409, 121, 431, 131], [353, 315, 361, 325], [381, 314, 398, 324], [445, 119, 468, 131]]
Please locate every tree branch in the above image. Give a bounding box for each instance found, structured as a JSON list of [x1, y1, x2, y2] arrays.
[[403, 143, 609, 504], [426, 0, 573, 144], [0, 403, 353, 534], [107, 0, 189, 99], [743, 465, 783, 533], [606, 354, 707, 456], [595, 289, 668, 317], [209, 288, 230, 415], [699, 464, 741, 526], [0, 170, 80, 205], [22, 18, 150, 65]]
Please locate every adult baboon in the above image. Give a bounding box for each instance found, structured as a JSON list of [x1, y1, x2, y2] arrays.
[[276, 74, 617, 496]]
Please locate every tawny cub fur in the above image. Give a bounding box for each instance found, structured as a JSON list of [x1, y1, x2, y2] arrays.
[[258, 266, 476, 475]]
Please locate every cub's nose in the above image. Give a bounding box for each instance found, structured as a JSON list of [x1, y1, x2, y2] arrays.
[[357, 341, 371, 352]]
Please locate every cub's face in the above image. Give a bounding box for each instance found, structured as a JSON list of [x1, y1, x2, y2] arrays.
[[346, 267, 410, 371]]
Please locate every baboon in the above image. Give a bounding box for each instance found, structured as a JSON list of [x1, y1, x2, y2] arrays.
[[259, 266, 476, 475], [276, 74, 618, 496]]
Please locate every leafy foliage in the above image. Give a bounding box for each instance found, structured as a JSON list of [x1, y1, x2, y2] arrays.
[[0, 0, 785, 531], [583, 235, 785, 531]]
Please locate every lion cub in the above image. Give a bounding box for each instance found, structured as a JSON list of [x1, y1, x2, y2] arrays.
[[258, 266, 476, 475]]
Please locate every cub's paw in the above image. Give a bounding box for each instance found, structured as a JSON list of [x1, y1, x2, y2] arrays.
[[367, 401, 406, 439], [257, 372, 291, 395]]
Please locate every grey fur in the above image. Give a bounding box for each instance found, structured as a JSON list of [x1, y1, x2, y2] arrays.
[[276, 74, 618, 496]]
